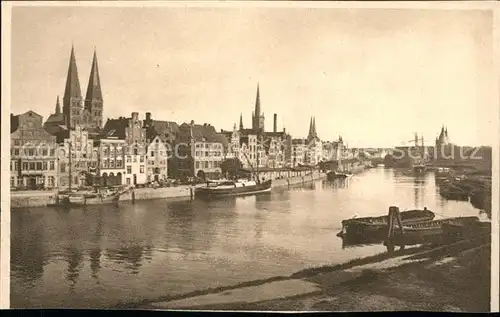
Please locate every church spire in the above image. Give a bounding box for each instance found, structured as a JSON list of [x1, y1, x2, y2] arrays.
[[64, 45, 82, 100], [239, 113, 243, 130], [308, 117, 313, 136], [255, 82, 261, 118], [55, 95, 61, 115], [312, 117, 317, 137], [85, 48, 102, 103]]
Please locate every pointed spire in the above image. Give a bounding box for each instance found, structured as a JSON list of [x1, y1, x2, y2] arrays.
[[254, 83, 261, 121], [55, 95, 61, 115], [312, 117, 317, 136], [64, 45, 82, 100], [308, 117, 313, 136], [85, 48, 102, 102], [239, 113, 243, 130]]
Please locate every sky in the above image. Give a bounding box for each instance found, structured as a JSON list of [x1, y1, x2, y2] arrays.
[[10, 4, 496, 148]]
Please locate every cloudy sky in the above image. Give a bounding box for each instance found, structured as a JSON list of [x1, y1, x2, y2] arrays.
[[10, 4, 496, 147]]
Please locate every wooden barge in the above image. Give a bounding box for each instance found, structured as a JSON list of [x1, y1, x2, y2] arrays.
[[337, 208, 435, 239]]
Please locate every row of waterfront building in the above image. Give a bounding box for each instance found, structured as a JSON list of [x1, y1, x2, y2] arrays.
[[11, 46, 357, 191]]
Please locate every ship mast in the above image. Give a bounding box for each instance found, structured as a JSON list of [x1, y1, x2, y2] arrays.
[[242, 151, 259, 183], [68, 140, 72, 191]]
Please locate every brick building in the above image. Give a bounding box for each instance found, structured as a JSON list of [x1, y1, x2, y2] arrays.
[[10, 111, 58, 190]]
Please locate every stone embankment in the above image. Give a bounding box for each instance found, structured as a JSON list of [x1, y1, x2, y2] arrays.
[[10, 171, 329, 208]]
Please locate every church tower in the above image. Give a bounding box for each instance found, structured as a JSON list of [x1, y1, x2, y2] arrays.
[[55, 95, 61, 115], [84, 48, 103, 129], [307, 117, 318, 142], [63, 45, 84, 129], [252, 83, 265, 134]]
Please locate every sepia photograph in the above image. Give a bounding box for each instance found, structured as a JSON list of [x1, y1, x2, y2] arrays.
[[2, 1, 499, 312]]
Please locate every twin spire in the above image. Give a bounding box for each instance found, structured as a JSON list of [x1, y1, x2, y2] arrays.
[[308, 117, 317, 139], [437, 124, 450, 144], [63, 45, 102, 105]]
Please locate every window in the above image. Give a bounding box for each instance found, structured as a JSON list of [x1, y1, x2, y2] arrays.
[[110, 160, 115, 168], [140, 156, 144, 163], [140, 165, 144, 173], [43, 162, 48, 170], [103, 160, 108, 168], [48, 176, 55, 187], [195, 161, 200, 169], [126, 156, 131, 163], [116, 160, 123, 168], [14, 139, 20, 146], [126, 178, 131, 185], [10, 177, 15, 187], [60, 162, 66, 172], [205, 151, 209, 157], [10, 161, 12, 171], [42, 148, 48, 156], [126, 166, 132, 174], [150, 151, 154, 157], [204, 161, 209, 168], [133, 156, 137, 163], [14, 148, 20, 156], [29, 148, 35, 156], [30, 162, 36, 170]]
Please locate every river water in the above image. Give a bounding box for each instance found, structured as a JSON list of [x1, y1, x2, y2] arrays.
[[11, 167, 487, 308]]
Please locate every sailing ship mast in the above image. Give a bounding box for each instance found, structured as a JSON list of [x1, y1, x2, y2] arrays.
[[242, 151, 259, 184], [68, 140, 72, 191]]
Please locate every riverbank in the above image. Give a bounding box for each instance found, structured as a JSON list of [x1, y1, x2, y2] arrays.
[[137, 234, 491, 312], [10, 171, 328, 208]]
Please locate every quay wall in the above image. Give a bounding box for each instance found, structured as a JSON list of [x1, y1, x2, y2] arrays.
[[10, 171, 328, 208], [10, 191, 58, 208], [119, 186, 193, 202], [271, 171, 326, 188]]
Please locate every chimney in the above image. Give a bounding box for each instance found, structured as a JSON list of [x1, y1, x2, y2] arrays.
[[190, 120, 194, 125], [273, 113, 277, 132], [145, 112, 151, 121], [132, 112, 139, 120]]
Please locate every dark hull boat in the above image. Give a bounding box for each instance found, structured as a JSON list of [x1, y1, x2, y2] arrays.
[[327, 171, 352, 180], [195, 180, 272, 198], [337, 209, 436, 239], [387, 216, 480, 246]]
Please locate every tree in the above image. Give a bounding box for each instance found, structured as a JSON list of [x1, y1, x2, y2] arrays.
[[220, 158, 243, 179]]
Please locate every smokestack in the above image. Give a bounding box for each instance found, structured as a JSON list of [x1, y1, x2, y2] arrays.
[[273, 113, 277, 132]]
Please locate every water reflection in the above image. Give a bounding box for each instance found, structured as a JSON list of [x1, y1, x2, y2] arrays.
[[11, 168, 485, 308], [65, 247, 83, 291], [323, 178, 349, 189]]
